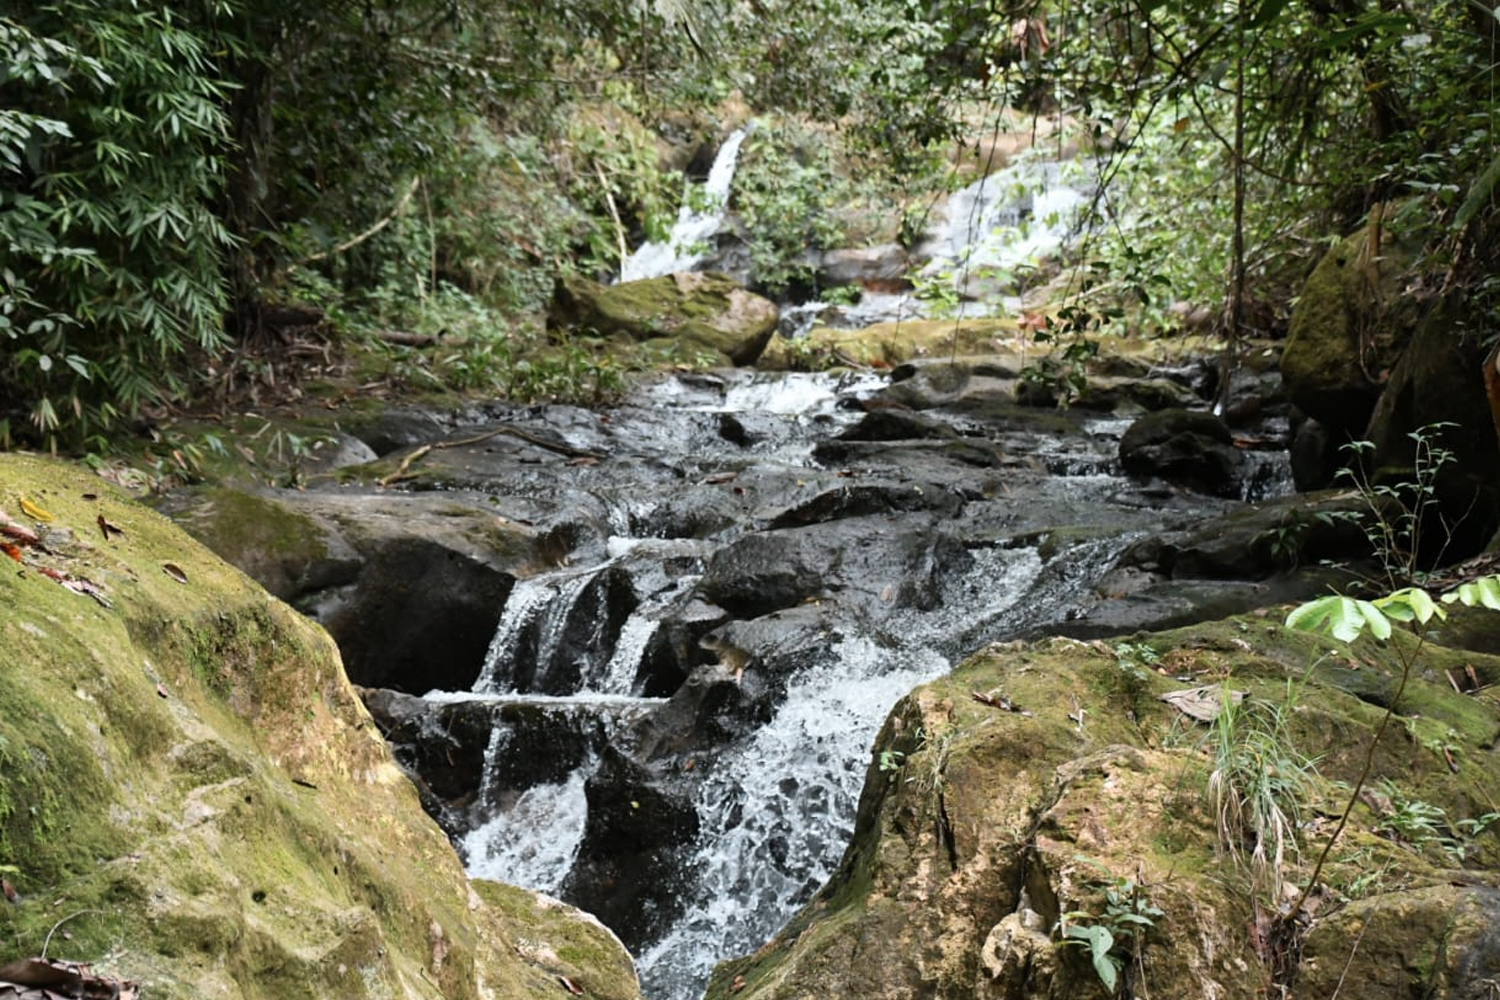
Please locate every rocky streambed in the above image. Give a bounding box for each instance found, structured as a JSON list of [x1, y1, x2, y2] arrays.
[[159, 336, 1404, 998]]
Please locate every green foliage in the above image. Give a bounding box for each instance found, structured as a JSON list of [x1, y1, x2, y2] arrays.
[[1, 4, 234, 445], [1058, 860, 1164, 995], [1205, 683, 1320, 903], [731, 123, 850, 295]]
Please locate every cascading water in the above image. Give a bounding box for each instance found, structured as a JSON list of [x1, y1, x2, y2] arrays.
[[620, 127, 751, 283], [784, 155, 1094, 336], [410, 366, 1207, 1000], [377, 132, 1287, 1000]]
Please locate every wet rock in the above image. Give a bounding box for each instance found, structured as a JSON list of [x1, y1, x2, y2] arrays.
[[818, 244, 910, 288], [563, 746, 702, 951], [697, 531, 830, 617], [1362, 292, 1500, 559], [549, 271, 778, 365], [1072, 374, 1202, 413], [837, 408, 960, 442], [1118, 407, 1239, 497], [317, 536, 514, 692], [342, 406, 453, 456], [161, 487, 542, 692], [698, 517, 970, 621], [766, 480, 964, 527], [1289, 412, 1347, 491]]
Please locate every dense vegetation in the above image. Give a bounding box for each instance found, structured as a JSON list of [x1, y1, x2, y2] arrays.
[[3, 0, 1498, 449]]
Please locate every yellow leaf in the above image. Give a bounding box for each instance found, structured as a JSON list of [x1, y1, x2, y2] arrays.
[[19, 497, 54, 522]]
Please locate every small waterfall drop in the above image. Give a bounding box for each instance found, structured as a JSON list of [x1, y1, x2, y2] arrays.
[[620, 127, 750, 283]]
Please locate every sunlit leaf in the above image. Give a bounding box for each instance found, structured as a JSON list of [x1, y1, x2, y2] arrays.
[[1442, 574, 1500, 610], [18, 497, 54, 522]]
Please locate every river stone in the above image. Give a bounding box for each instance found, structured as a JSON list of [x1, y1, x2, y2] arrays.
[[818, 243, 910, 287], [562, 745, 702, 951], [1362, 292, 1500, 559], [549, 271, 778, 365], [1118, 407, 1239, 497], [159, 487, 542, 693]]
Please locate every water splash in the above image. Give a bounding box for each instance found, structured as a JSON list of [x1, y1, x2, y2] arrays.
[[461, 760, 593, 893], [620, 128, 751, 282], [474, 578, 557, 694]]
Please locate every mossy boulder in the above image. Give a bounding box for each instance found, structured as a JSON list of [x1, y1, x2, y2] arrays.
[[758, 318, 1025, 370], [1362, 292, 1500, 557], [1280, 216, 1428, 435], [0, 452, 641, 1000], [157, 486, 547, 693], [550, 271, 778, 365], [708, 614, 1500, 1000]]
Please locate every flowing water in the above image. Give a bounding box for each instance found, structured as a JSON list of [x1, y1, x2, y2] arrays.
[[394, 130, 1285, 1000], [620, 127, 751, 283], [394, 363, 1277, 1000]]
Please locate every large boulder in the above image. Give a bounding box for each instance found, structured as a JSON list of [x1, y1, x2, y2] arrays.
[[550, 271, 778, 365], [158, 487, 546, 693], [0, 453, 641, 1000], [1280, 216, 1427, 435], [707, 616, 1500, 1000], [1362, 292, 1500, 558]]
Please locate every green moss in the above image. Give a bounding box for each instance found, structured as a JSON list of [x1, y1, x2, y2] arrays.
[[0, 453, 639, 1000]]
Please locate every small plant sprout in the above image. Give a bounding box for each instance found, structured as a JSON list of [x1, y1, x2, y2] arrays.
[[1057, 859, 1164, 995]]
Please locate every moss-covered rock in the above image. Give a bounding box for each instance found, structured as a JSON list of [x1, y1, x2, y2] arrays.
[[1280, 215, 1428, 434], [0, 452, 641, 1000], [707, 615, 1500, 1000], [550, 271, 778, 365]]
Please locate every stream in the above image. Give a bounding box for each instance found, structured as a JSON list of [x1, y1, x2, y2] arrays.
[[354, 132, 1292, 1000], [362, 362, 1290, 1000]]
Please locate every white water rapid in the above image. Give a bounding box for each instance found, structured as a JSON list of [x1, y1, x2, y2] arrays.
[[619, 127, 750, 283]]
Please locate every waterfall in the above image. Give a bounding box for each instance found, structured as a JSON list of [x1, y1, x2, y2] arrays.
[[620, 127, 751, 283]]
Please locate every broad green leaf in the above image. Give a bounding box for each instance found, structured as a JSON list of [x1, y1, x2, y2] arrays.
[[1442, 575, 1500, 611], [1065, 925, 1117, 992], [1375, 587, 1441, 625], [1355, 600, 1393, 640], [1286, 595, 1368, 642]]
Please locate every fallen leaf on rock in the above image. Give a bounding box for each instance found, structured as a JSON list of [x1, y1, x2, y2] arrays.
[[1159, 684, 1244, 723], [162, 563, 188, 584], [18, 498, 53, 523]]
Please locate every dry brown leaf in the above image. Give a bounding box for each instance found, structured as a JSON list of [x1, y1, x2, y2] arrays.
[[1159, 684, 1244, 723]]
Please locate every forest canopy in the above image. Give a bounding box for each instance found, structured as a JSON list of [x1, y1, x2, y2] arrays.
[[2, 0, 1498, 448]]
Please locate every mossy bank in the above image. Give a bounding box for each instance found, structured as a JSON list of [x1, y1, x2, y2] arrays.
[[0, 452, 640, 1000], [709, 614, 1500, 1000]]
